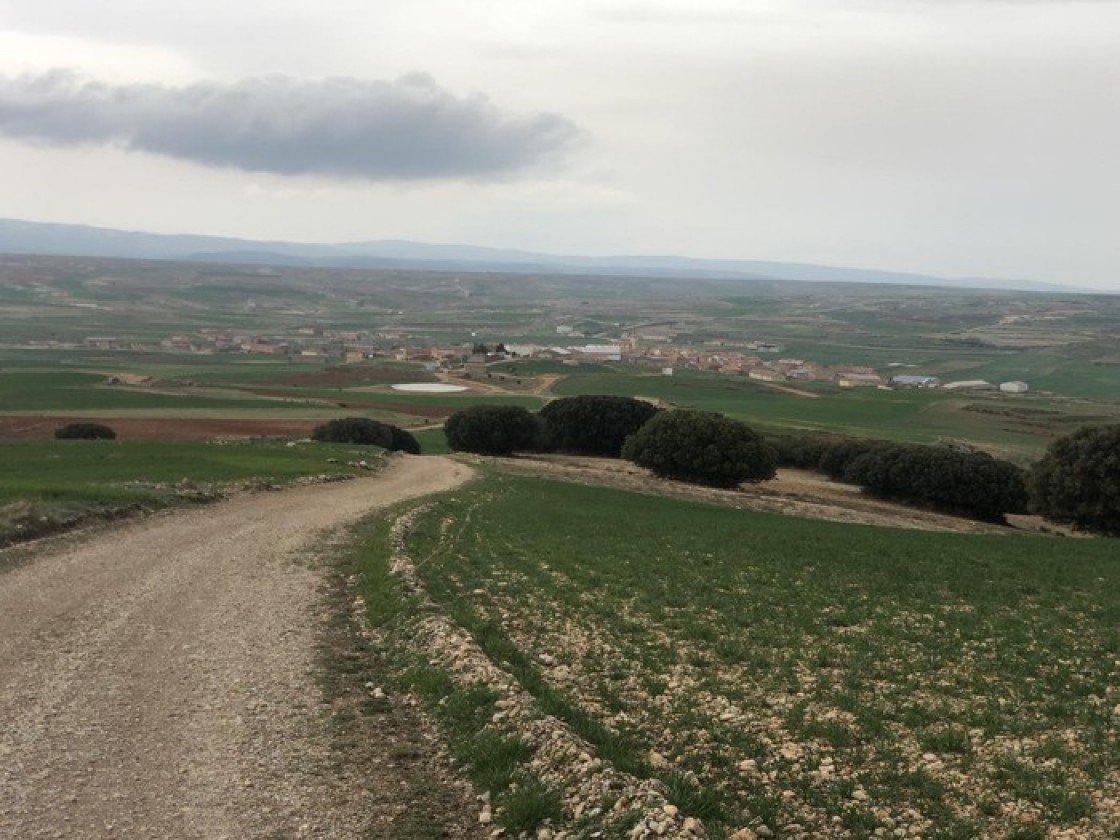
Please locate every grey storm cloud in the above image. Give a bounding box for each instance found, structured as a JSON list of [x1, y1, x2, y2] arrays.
[[0, 70, 583, 179]]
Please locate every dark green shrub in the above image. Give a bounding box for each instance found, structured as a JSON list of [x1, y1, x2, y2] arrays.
[[311, 416, 420, 454], [539, 395, 658, 457], [844, 443, 1028, 522], [817, 438, 891, 479], [1030, 424, 1120, 536], [444, 405, 539, 455], [769, 434, 839, 469], [54, 422, 116, 440], [621, 409, 777, 488], [386, 425, 422, 455]]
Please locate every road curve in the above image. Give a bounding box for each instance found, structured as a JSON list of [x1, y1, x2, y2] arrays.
[[0, 455, 474, 839]]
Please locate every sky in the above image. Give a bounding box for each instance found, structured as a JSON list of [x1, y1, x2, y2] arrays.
[[0, 0, 1118, 290]]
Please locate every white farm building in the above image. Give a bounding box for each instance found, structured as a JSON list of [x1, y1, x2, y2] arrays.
[[943, 380, 995, 391], [889, 374, 940, 388]]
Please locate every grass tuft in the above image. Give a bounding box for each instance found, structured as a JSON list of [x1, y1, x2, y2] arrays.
[[499, 780, 564, 834]]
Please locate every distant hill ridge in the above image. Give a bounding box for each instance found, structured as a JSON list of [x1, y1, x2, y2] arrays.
[[0, 217, 1073, 293]]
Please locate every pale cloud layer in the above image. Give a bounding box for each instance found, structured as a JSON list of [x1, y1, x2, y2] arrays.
[[0, 0, 1117, 289]]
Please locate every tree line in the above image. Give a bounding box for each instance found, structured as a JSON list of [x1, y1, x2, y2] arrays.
[[441, 397, 1119, 535], [53, 399, 1119, 535], [443, 396, 776, 488]]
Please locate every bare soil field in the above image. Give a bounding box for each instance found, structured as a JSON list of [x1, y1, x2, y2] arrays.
[[0, 455, 484, 839], [0, 414, 323, 441]]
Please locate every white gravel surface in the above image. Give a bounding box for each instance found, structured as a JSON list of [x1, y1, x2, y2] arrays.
[[0, 455, 474, 839]]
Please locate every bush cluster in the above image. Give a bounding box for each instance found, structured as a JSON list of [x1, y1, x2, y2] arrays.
[[444, 405, 540, 455], [311, 417, 420, 454], [445, 396, 660, 459], [775, 436, 1025, 524], [622, 410, 778, 488], [539, 395, 659, 457], [816, 438, 893, 480], [1029, 424, 1120, 536], [776, 433, 1029, 522], [54, 422, 116, 440], [768, 434, 837, 470], [443, 398, 1117, 529], [842, 443, 1028, 522], [443, 399, 776, 489]]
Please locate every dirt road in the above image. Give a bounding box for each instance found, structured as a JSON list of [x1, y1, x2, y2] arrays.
[[493, 455, 1022, 534], [0, 455, 476, 839]]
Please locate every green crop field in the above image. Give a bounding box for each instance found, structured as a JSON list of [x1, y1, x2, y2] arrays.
[[0, 439, 377, 547], [0, 369, 305, 412], [253, 386, 542, 411], [411, 427, 451, 454], [4, 255, 1118, 454], [355, 472, 1120, 839], [0, 349, 541, 431], [547, 369, 1120, 458]]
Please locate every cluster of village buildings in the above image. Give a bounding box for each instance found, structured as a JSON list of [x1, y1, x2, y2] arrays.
[[492, 339, 1030, 394], [71, 325, 1029, 395]]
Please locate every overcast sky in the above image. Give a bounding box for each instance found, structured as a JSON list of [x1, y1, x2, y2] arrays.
[[1, 0, 1117, 290]]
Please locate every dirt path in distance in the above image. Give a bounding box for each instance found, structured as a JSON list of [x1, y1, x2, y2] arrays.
[[757, 381, 821, 399], [491, 454, 1035, 535], [0, 455, 481, 839]]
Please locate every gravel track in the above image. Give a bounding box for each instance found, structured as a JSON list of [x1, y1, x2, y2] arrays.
[[0, 455, 474, 839]]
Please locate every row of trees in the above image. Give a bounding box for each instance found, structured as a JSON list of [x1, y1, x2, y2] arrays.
[[47, 399, 1119, 535], [773, 428, 1120, 533], [445, 399, 1119, 534], [444, 396, 778, 488], [48, 418, 424, 454], [539, 394, 659, 457], [843, 444, 1026, 522], [445, 395, 660, 458]]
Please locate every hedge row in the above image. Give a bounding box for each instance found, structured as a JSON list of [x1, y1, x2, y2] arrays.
[[444, 396, 661, 458], [771, 433, 1029, 523], [443, 398, 778, 489]]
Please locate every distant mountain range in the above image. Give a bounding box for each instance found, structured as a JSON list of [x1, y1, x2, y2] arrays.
[[0, 217, 1078, 293]]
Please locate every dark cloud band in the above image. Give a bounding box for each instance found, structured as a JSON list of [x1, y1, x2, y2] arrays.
[[0, 70, 582, 179]]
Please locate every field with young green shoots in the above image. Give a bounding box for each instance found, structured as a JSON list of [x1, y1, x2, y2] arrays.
[[545, 369, 1120, 459], [0, 439, 378, 548], [355, 472, 1120, 839], [0, 348, 541, 435]]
